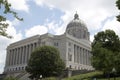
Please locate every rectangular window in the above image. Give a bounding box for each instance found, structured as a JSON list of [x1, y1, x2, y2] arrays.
[[54, 42, 58, 46], [68, 53, 72, 61], [68, 48, 71, 52], [68, 42, 71, 46], [42, 42, 46, 45]]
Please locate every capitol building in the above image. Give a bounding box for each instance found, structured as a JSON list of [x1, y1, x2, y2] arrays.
[[4, 13, 93, 79]]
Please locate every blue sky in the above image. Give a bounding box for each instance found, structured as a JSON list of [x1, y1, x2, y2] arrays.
[[0, 0, 120, 73]]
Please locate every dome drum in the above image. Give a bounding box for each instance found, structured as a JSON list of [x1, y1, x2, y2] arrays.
[[66, 13, 89, 40]]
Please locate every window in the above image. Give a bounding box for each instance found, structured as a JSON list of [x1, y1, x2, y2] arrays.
[[22, 67, 24, 70], [19, 67, 20, 70], [69, 65, 72, 69], [68, 42, 71, 46], [34, 43, 37, 48], [42, 41, 46, 45], [68, 53, 72, 61], [54, 42, 58, 46], [68, 48, 71, 52]]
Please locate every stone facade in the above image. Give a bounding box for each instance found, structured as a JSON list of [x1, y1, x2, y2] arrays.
[[4, 13, 93, 79]]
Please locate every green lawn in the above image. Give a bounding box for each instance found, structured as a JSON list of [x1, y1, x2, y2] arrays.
[[97, 77, 120, 80], [42, 71, 120, 80], [63, 71, 120, 80]]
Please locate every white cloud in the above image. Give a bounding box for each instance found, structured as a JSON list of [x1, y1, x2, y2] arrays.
[[90, 17, 120, 42], [35, 0, 119, 41], [34, 0, 119, 36], [8, 0, 29, 12], [11, 19, 20, 26], [25, 25, 48, 37], [6, 21, 23, 42], [102, 18, 120, 37], [0, 21, 22, 73], [34, 0, 44, 7], [90, 35, 94, 42]]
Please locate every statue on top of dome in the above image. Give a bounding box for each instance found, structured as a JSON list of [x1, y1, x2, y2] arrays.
[[74, 11, 79, 20]]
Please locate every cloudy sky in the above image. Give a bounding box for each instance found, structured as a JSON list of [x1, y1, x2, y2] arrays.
[[0, 0, 120, 73]]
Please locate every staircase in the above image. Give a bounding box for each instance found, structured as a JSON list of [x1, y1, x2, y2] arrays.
[[15, 72, 27, 79]]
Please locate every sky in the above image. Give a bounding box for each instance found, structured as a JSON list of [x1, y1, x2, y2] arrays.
[[0, 0, 120, 73]]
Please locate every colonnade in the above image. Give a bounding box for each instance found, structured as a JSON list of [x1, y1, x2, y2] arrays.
[[6, 43, 37, 67], [74, 44, 91, 65]]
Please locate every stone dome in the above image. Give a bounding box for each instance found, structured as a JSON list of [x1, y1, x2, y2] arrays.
[[66, 13, 89, 40], [67, 13, 88, 31]]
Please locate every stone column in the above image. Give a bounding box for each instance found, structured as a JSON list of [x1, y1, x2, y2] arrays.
[[11, 49, 14, 66], [89, 51, 91, 65], [28, 44, 31, 60], [26, 45, 29, 63], [79, 47, 80, 64], [17, 48, 20, 64], [19, 47, 21, 64], [79, 47, 81, 64], [14, 49, 17, 65], [14, 48, 17, 65], [80, 48, 83, 64], [28, 44, 32, 61], [74, 45, 75, 63], [34, 43, 37, 49], [25, 45, 28, 63], [77, 46, 79, 63], [23, 46, 26, 64], [88, 51, 91, 65], [86, 50, 87, 65], [84, 49, 86, 65], [83, 49, 86, 65], [21, 46, 24, 64], [33, 43, 35, 51], [74, 45, 77, 63], [10, 50, 12, 66], [16, 48, 18, 65], [13, 49, 15, 65], [85, 50, 87, 65], [30, 44, 33, 54], [82, 48, 84, 65], [9, 50, 11, 66], [87, 50, 89, 65], [75, 45, 77, 63], [5, 49, 10, 66], [80, 47, 82, 64], [21, 47, 23, 64], [78, 46, 80, 64]]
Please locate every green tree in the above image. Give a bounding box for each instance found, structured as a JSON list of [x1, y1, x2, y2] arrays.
[[91, 30, 120, 74], [116, 0, 120, 22], [0, 0, 23, 38], [26, 46, 65, 80]]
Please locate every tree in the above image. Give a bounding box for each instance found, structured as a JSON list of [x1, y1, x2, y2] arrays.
[[26, 46, 65, 80], [91, 30, 120, 74], [116, 0, 120, 22], [0, 0, 23, 38]]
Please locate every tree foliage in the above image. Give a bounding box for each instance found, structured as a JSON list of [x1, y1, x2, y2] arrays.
[[116, 0, 120, 22], [91, 30, 120, 73], [0, 0, 23, 38], [26, 46, 65, 79]]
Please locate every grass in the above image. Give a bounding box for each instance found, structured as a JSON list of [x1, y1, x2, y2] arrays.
[[42, 71, 120, 80], [42, 77, 57, 80], [99, 78, 120, 80], [63, 71, 120, 80], [63, 71, 102, 80]]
